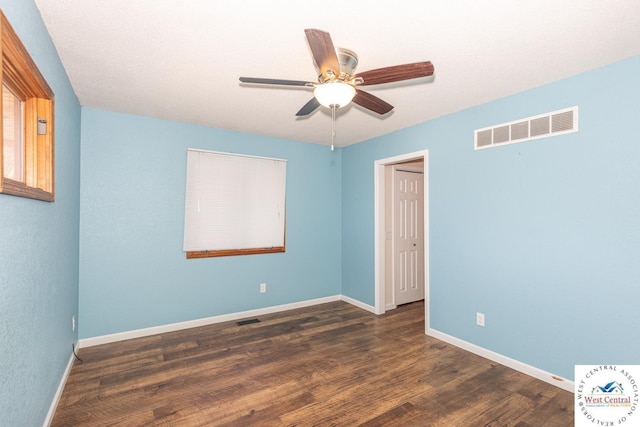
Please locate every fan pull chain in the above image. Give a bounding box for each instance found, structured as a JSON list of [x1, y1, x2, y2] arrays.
[[330, 104, 337, 151]]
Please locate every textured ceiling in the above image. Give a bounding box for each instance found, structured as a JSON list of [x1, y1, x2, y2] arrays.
[[34, 0, 640, 147]]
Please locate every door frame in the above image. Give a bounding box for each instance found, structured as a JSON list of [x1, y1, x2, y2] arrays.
[[374, 150, 429, 333]]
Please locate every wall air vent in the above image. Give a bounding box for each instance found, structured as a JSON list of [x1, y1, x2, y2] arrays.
[[474, 106, 578, 150]]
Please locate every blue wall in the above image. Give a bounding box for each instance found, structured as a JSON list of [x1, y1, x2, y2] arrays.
[[0, 1, 81, 426], [341, 56, 640, 380], [79, 109, 342, 338]]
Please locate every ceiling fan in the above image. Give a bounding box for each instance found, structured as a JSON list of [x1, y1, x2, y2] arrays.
[[239, 29, 434, 147]]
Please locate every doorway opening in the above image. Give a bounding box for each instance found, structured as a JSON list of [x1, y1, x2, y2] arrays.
[[374, 150, 429, 333]]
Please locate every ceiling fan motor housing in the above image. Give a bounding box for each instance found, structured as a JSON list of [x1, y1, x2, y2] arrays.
[[336, 48, 358, 78], [313, 47, 358, 81]]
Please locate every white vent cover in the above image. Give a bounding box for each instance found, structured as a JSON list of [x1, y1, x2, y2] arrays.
[[475, 106, 578, 150]]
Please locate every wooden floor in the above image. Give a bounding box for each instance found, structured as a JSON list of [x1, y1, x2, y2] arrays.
[[52, 301, 573, 426]]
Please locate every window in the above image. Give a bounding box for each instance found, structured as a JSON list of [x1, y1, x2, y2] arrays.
[[3, 84, 23, 181], [1, 10, 55, 202], [183, 149, 287, 259]]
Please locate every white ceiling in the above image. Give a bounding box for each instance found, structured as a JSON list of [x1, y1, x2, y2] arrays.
[[34, 0, 640, 147]]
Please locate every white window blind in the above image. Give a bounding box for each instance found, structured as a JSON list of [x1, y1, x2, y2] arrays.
[[183, 149, 287, 255]]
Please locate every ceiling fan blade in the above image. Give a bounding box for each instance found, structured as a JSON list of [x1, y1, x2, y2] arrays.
[[304, 29, 340, 80], [354, 61, 434, 86], [239, 77, 314, 87], [296, 97, 321, 116], [353, 89, 394, 115]]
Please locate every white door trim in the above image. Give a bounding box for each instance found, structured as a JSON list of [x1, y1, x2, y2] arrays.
[[374, 150, 429, 332]]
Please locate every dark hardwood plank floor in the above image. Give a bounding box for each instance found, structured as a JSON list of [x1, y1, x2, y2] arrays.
[[52, 301, 573, 426]]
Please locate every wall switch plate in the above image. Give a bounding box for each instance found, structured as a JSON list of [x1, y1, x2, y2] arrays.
[[476, 312, 485, 327], [260, 283, 267, 293], [72, 315, 76, 332]]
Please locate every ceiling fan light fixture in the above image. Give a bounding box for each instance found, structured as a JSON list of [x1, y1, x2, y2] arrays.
[[240, 29, 434, 118], [314, 82, 356, 108]]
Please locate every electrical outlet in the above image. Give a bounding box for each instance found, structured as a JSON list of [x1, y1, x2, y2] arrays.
[[260, 283, 267, 293], [476, 312, 485, 327], [72, 315, 76, 332]]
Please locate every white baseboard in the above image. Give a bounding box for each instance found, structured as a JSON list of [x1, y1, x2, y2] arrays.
[[340, 295, 376, 314], [79, 295, 343, 348], [427, 328, 574, 393], [43, 344, 77, 427]]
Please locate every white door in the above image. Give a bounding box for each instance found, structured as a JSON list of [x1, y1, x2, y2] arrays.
[[393, 168, 424, 305]]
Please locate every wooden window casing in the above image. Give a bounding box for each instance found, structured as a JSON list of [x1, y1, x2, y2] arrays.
[[0, 10, 55, 202], [186, 246, 286, 259]]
